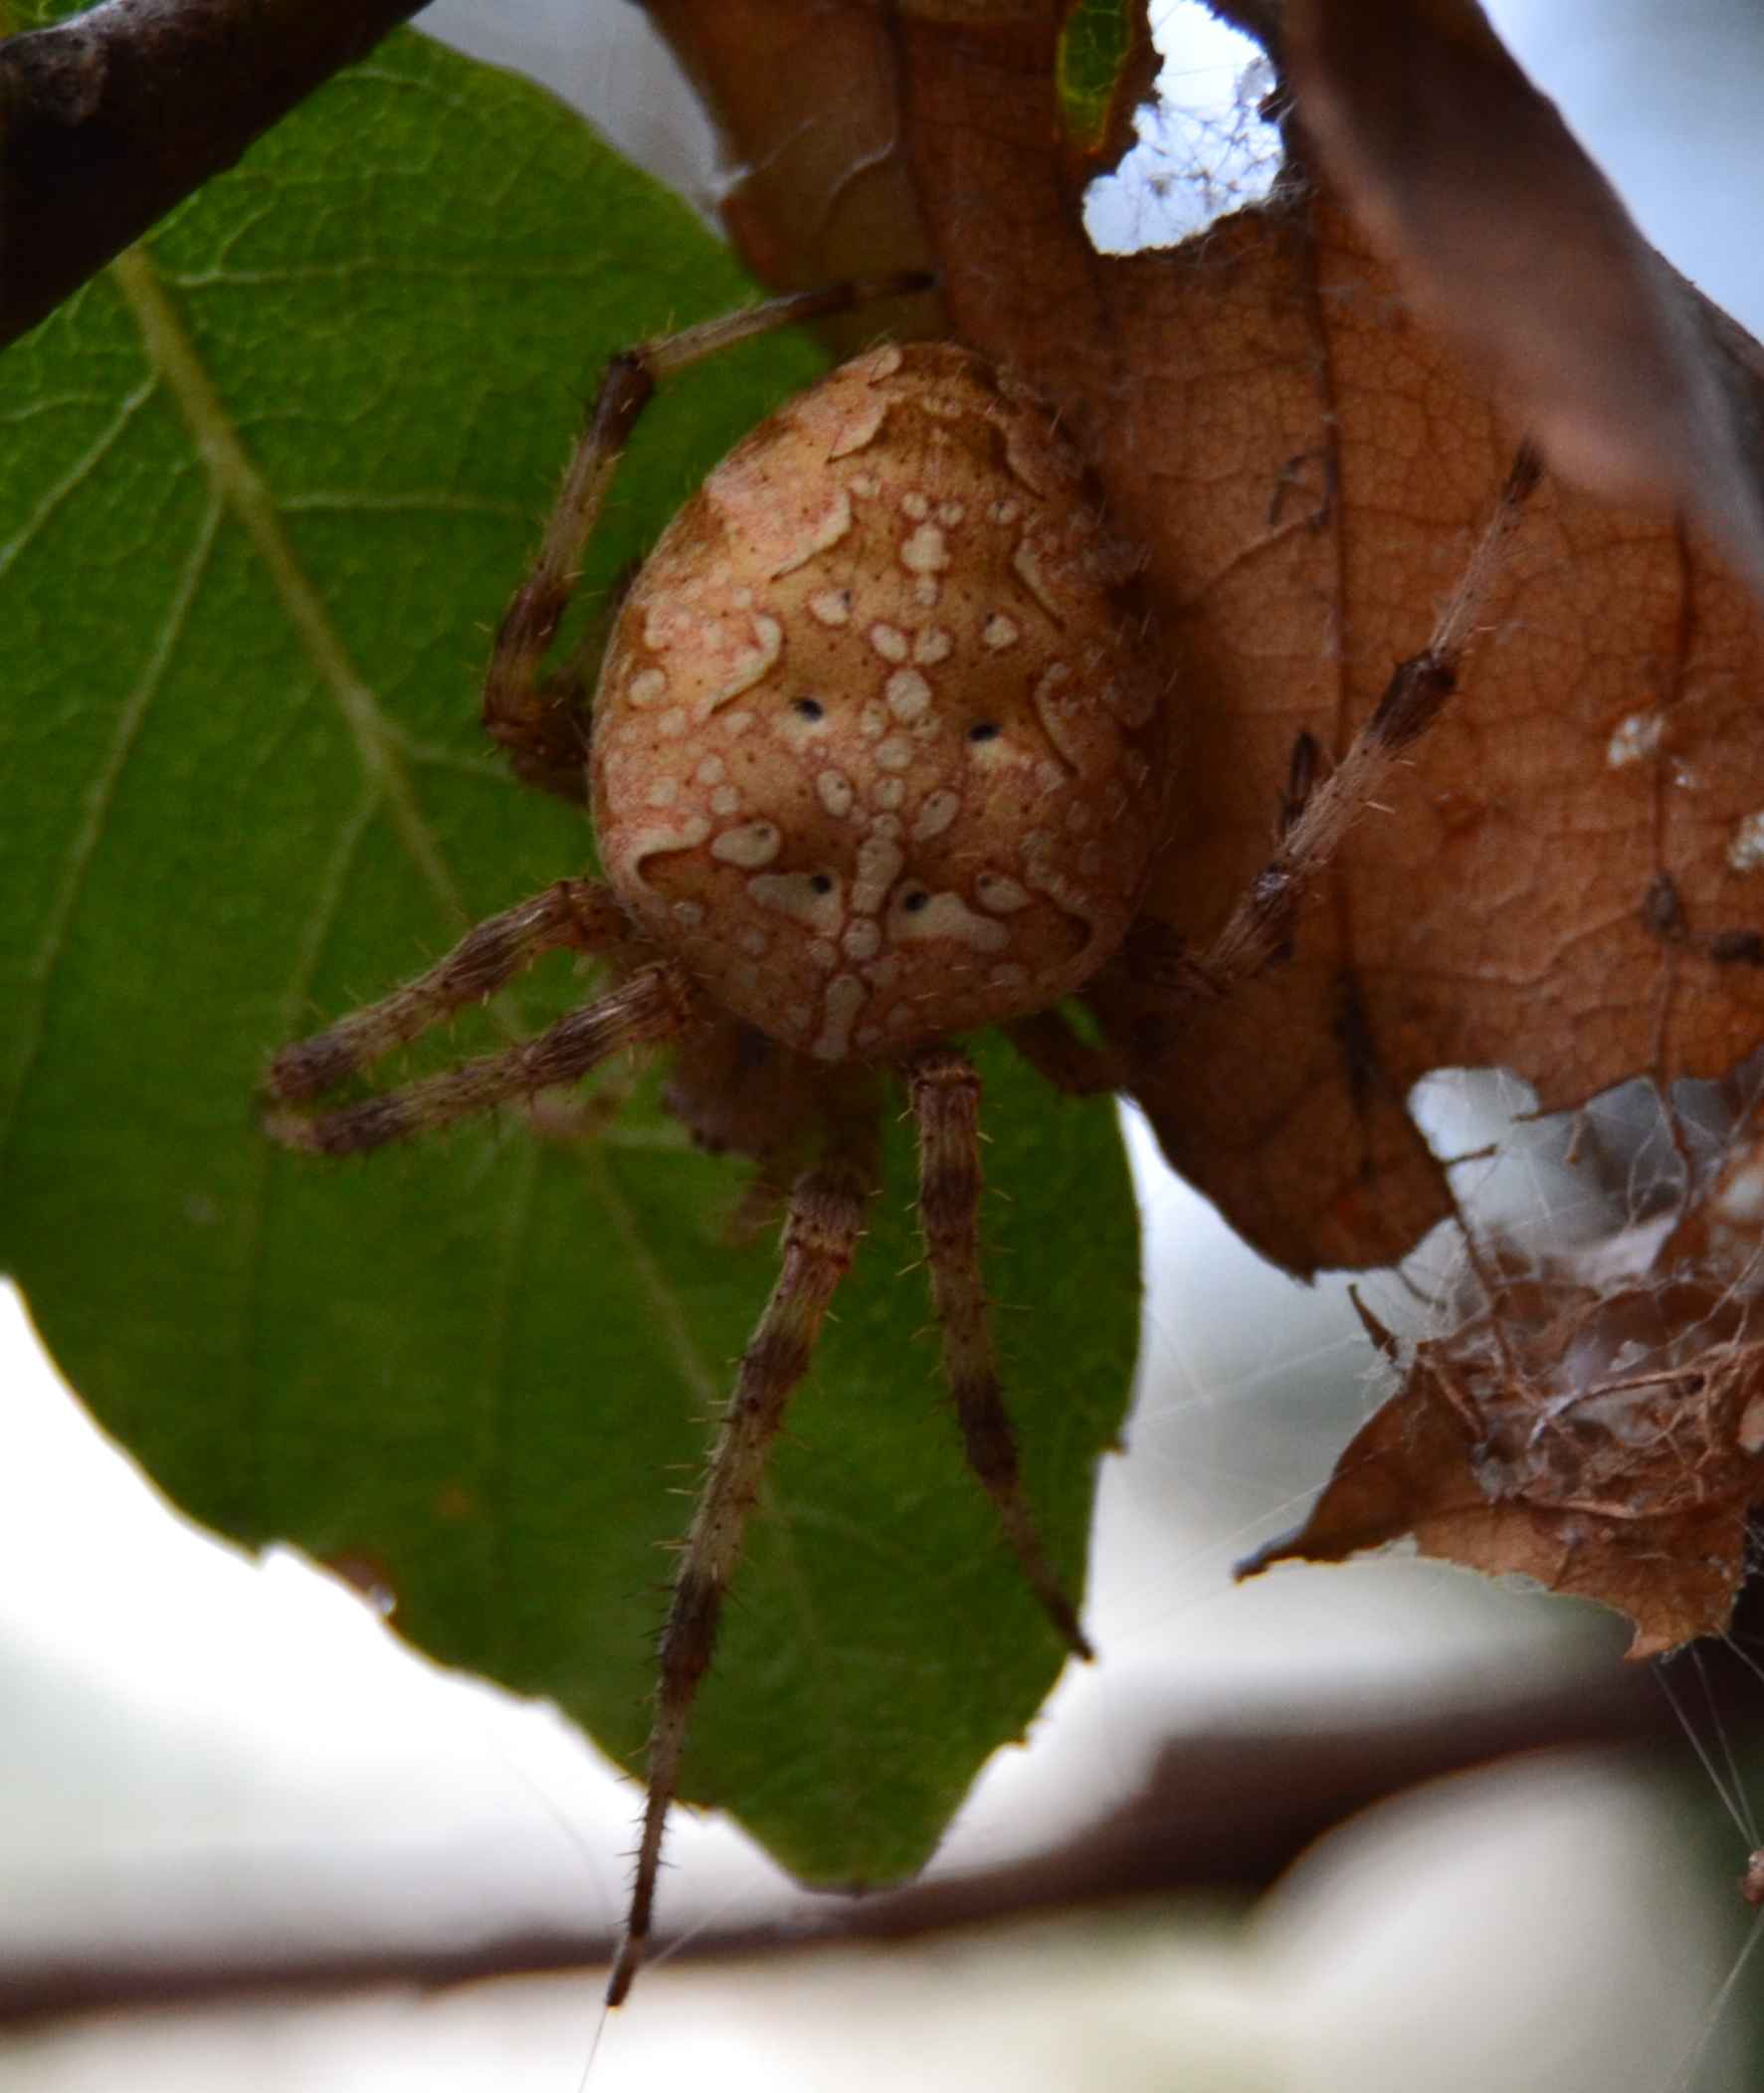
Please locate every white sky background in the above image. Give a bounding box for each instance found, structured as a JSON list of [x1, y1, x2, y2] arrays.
[[8, 3, 1764, 2088]]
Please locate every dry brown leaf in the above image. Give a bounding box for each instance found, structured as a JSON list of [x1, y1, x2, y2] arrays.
[[1283, 0, 1764, 601], [654, 1, 1764, 1280], [1242, 1210, 1764, 1661], [644, 0, 943, 353]]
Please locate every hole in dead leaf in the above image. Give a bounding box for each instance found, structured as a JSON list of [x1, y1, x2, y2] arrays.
[[1082, 2, 1280, 255]]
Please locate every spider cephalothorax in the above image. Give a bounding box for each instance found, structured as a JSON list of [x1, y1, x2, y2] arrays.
[[264, 278, 1528, 2003]]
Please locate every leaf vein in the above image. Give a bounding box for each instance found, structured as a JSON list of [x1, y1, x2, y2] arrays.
[[0, 496, 222, 1154], [106, 246, 473, 936], [0, 378, 157, 584]]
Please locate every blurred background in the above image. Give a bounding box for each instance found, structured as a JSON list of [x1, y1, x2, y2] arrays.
[[7, 2, 1764, 2087]]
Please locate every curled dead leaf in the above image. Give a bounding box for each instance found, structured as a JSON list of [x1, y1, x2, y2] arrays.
[[1246, 1089, 1764, 1661], [891, 4, 1764, 1275], [644, 0, 942, 352], [1283, 0, 1764, 599]]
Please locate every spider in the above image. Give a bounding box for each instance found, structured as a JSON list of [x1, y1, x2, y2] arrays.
[[262, 274, 1534, 2002]]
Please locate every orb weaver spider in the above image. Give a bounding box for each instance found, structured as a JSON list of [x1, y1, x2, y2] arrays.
[[263, 274, 1535, 2001]]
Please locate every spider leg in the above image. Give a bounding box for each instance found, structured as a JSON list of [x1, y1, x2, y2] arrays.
[[1195, 657, 1457, 989], [1194, 442, 1545, 996], [609, 1106, 881, 2006], [905, 1046, 1093, 1662], [485, 272, 934, 797], [264, 962, 689, 1156], [265, 878, 633, 1103]]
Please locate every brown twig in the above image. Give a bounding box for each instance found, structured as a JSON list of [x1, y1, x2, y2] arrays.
[[0, 0, 429, 349], [2, 1662, 1744, 2026]]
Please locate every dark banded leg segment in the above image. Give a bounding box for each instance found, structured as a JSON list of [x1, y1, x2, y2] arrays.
[[264, 961, 689, 1157], [267, 878, 632, 1105], [1198, 444, 1543, 993], [608, 1130, 879, 2006], [906, 1046, 1093, 1663]]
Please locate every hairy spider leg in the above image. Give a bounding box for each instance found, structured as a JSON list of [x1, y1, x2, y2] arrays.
[[266, 878, 632, 1103], [484, 271, 935, 796], [1076, 439, 1546, 1046], [1013, 449, 1545, 1104], [907, 1046, 1093, 1660], [262, 875, 688, 1155], [264, 964, 689, 1157], [608, 1115, 881, 2007], [1196, 443, 1544, 993]]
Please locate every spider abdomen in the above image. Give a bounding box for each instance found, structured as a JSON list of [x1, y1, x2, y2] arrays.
[[592, 341, 1164, 1061]]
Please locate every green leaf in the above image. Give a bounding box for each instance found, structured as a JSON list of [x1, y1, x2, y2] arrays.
[[1057, 0, 1139, 152], [0, 30, 1140, 1888]]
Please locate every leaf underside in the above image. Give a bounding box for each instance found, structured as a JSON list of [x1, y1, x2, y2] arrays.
[[0, 29, 1140, 1888]]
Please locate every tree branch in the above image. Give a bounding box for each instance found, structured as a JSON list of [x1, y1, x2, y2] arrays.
[[0, 0, 431, 350], [1, 1663, 1738, 2024]]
